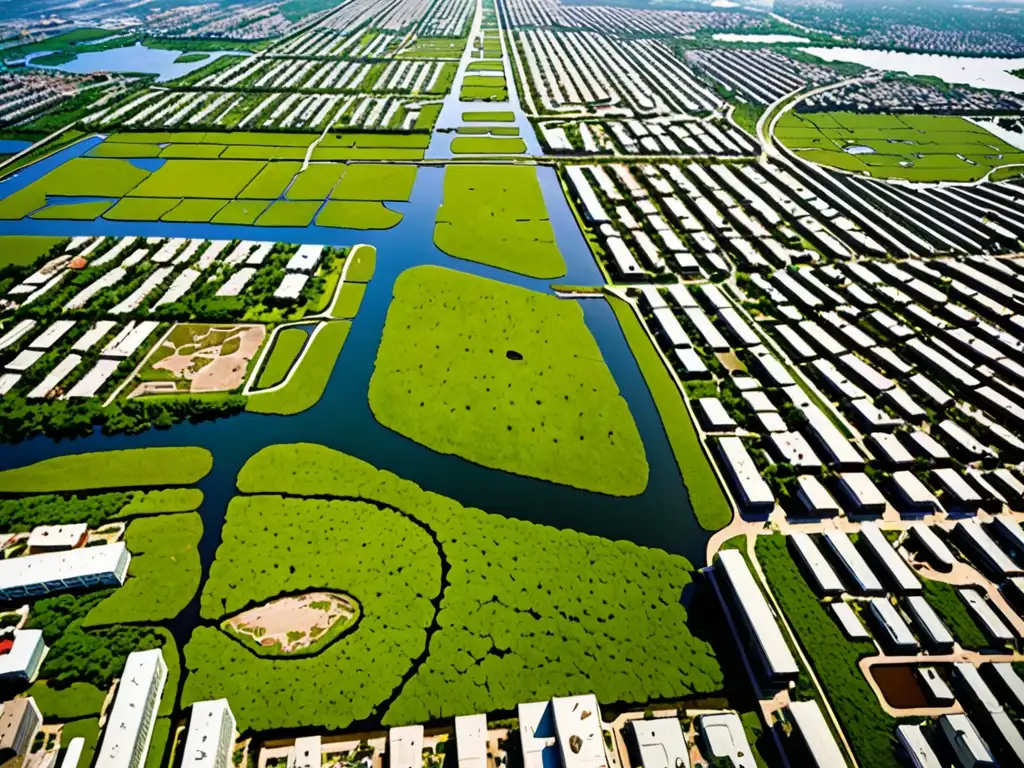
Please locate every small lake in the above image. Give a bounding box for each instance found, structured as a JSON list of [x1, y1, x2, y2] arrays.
[[844, 145, 876, 155], [713, 33, 810, 43], [27, 43, 248, 83], [0, 139, 31, 155], [801, 46, 1024, 94]]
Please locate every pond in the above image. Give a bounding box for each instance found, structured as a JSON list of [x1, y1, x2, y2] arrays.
[[843, 145, 876, 155], [0, 139, 31, 155], [801, 46, 1024, 94], [27, 42, 249, 83]]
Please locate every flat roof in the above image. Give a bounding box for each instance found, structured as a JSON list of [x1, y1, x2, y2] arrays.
[[456, 714, 488, 768], [896, 725, 941, 768], [769, 432, 821, 470], [860, 522, 920, 592], [630, 718, 689, 768], [27, 524, 87, 549], [697, 398, 736, 430], [933, 468, 982, 504], [958, 589, 1014, 643], [918, 666, 954, 703], [718, 437, 774, 508], [837, 472, 886, 509], [953, 662, 1003, 714], [389, 726, 424, 768], [97, 649, 166, 767], [0, 629, 44, 678], [294, 736, 321, 768], [716, 549, 799, 678], [551, 695, 606, 768], [790, 533, 843, 594], [823, 531, 882, 594], [830, 601, 869, 640], [989, 663, 1024, 711], [796, 476, 838, 514], [182, 699, 234, 768], [956, 521, 1021, 576], [905, 596, 953, 647], [940, 714, 992, 765], [519, 702, 558, 768], [696, 713, 752, 768], [787, 700, 846, 768], [802, 406, 863, 467], [892, 472, 941, 511], [869, 597, 918, 649], [0, 542, 129, 592]]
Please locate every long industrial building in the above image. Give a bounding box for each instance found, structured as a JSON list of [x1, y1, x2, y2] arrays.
[[96, 648, 167, 768], [0, 542, 131, 601], [182, 699, 236, 768]]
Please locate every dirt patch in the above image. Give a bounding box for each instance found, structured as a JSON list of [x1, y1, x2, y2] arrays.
[[225, 591, 359, 654], [870, 664, 929, 709], [133, 323, 266, 396]]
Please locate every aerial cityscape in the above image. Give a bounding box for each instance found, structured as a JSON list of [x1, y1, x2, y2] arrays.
[[0, 0, 1023, 766]]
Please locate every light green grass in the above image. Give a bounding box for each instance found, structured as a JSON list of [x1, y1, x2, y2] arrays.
[[211, 199, 269, 225], [331, 283, 365, 319], [467, 61, 503, 72], [161, 198, 226, 222], [57, 717, 100, 768], [255, 328, 308, 389], [255, 200, 321, 227], [369, 267, 647, 495], [450, 137, 525, 153], [104, 197, 179, 221], [117, 488, 205, 517], [239, 161, 301, 199], [776, 111, 1024, 182], [174, 52, 209, 63], [0, 235, 63, 267], [330, 164, 417, 201], [31, 200, 113, 220], [608, 297, 731, 530], [462, 110, 514, 122], [316, 201, 401, 229], [127, 159, 266, 198], [345, 244, 376, 282], [311, 147, 425, 161], [26, 681, 106, 720], [286, 164, 345, 199], [159, 143, 223, 159], [247, 321, 351, 415], [88, 142, 162, 158], [434, 165, 564, 278], [0, 158, 149, 219], [0, 447, 213, 492], [84, 513, 202, 626]]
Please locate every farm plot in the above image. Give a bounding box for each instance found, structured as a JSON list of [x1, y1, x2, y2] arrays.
[[127, 159, 268, 199], [434, 165, 563, 278], [132, 323, 266, 396], [0, 158, 151, 219], [776, 111, 1024, 182], [369, 267, 648, 496]]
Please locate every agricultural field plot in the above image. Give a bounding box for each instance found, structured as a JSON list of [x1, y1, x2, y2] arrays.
[[0, 158, 150, 220], [132, 323, 267, 396], [369, 267, 648, 496], [434, 165, 564, 278], [776, 111, 1024, 182], [182, 444, 721, 732]]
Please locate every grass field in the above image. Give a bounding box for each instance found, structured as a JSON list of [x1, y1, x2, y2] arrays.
[[316, 201, 401, 229], [31, 200, 114, 220], [160, 143, 224, 159], [369, 267, 648, 495], [434, 165, 564, 278], [331, 164, 417, 201], [255, 200, 321, 227], [161, 198, 226, 222], [467, 61, 503, 72], [608, 297, 732, 530], [105, 197, 179, 221], [247, 321, 351, 415], [88, 143, 162, 158], [240, 162, 301, 199], [0, 158, 150, 219], [287, 164, 345, 199], [345, 244, 376, 282], [127, 159, 266, 198], [256, 328, 309, 389], [776, 111, 1024, 182], [331, 283, 365, 319], [211, 200, 269, 225], [0, 235, 63, 267], [450, 136, 526, 154], [462, 111, 515, 122], [0, 447, 213, 492]]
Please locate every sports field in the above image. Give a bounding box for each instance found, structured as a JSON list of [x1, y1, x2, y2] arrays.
[[776, 111, 1024, 183]]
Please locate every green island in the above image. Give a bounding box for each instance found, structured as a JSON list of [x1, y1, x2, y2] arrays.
[[369, 267, 648, 495], [255, 328, 310, 389], [182, 443, 721, 731], [174, 52, 209, 63], [0, 447, 213, 492], [434, 165, 565, 278]]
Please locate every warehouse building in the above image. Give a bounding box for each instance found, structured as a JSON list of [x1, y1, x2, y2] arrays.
[[958, 590, 1014, 645], [714, 549, 799, 686], [519, 701, 557, 768], [909, 526, 956, 572], [795, 476, 840, 518], [891, 472, 942, 515], [182, 699, 236, 768], [860, 522, 921, 593], [835, 472, 886, 516], [823, 531, 883, 594], [904, 596, 954, 653], [918, 667, 955, 707], [0, 542, 130, 601], [940, 713, 994, 768], [954, 522, 1021, 580], [696, 712, 752, 768], [389, 726, 423, 768], [868, 598, 919, 653], [97, 648, 167, 768], [0, 697, 41, 759], [27, 524, 88, 553], [789, 533, 843, 595], [456, 714, 488, 768], [629, 718, 689, 768], [716, 437, 774, 513], [896, 724, 942, 768], [552, 694, 607, 768], [786, 700, 846, 768], [830, 601, 870, 640], [0, 629, 46, 682]]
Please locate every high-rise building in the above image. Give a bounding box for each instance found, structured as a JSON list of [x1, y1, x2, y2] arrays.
[[96, 649, 168, 768], [181, 699, 236, 768]]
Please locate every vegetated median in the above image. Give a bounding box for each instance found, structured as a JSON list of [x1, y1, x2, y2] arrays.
[[180, 443, 722, 732], [607, 296, 732, 531], [434, 164, 566, 279], [369, 267, 648, 496]]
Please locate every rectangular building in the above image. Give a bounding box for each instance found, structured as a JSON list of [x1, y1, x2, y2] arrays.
[[860, 522, 921, 593], [0, 630, 46, 682], [786, 700, 846, 768], [519, 701, 557, 768], [0, 697, 41, 758], [551, 694, 607, 768], [716, 437, 774, 513], [896, 724, 942, 768], [868, 598, 919, 653], [455, 714, 488, 768], [630, 718, 689, 768], [939, 714, 994, 768], [823, 531, 883, 595], [96, 649, 167, 768], [958, 590, 1014, 645], [789, 533, 843, 595], [904, 596, 954, 653], [0, 542, 130, 601], [954, 522, 1021, 580], [388, 726, 424, 768], [182, 699, 235, 768]]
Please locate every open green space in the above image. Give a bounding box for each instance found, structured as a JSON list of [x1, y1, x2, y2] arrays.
[[26, 681, 105, 720], [345, 244, 376, 282], [331, 164, 417, 201], [57, 718, 100, 768], [105, 197, 179, 221], [117, 488, 204, 516], [84, 513, 202, 627], [161, 198, 226, 223], [608, 297, 732, 531], [127, 159, 266, 198], [255, 200, 321, 227], [921, 578, 987, 649], [159, 143, 224, 159], [460, 78, 508, 101], [462, 110, 515, 122], [331, 283, 365, 319], [0, 235, 62, 268], [3, 27, 119, 57], [240, 162, 300, 199], [456, 126, 520, 136], [0, 158, 149, 219], [756, 533, 892, 768], [0, 447, 212, 492], [211, 199, 268, 225], [400, 36, 467, 57], [776, 111, 1024, 182], [434, 165, 564, 278], [247, 321, 351, 415], [184, 443, 721, 731], [467, 61, 504, 72], [287, 164, 345, 199], [255, 328, 309, 389], [88, 142, 162, 158], [369, 267, 647, 495], [450, 136, 526, 154], [174, 52, 209, 63], [316, 201, 401, 229], [30, 200, 114, 220]]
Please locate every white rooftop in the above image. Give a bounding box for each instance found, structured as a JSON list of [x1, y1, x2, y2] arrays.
[[27, 524, 87, 550], [630, 717, 689, 768], [0, 542, 128, 592], [389, 726, 424, 768], [97, 648, 166, 768], [455, 714, 487, 768], [551, 694, 606, 768]]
